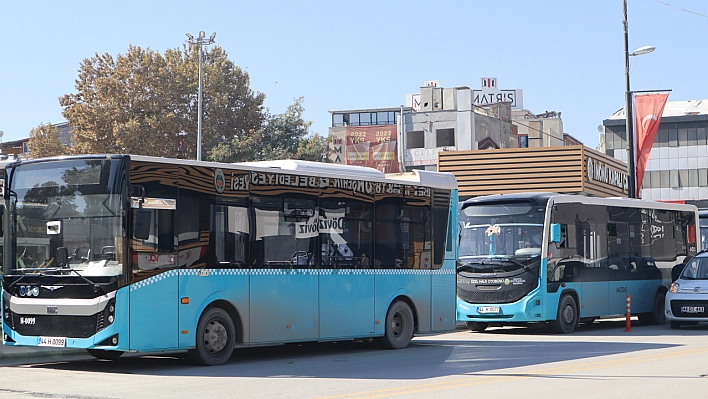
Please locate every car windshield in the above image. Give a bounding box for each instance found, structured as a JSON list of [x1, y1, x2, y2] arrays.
[[680, 258, 708, 280], [5, 159, 125, 277]]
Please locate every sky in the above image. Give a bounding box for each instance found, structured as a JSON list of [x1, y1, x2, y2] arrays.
[[1, 0, 707, 149]]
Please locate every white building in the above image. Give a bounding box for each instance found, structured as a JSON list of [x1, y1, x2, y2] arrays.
[[602, 99, 708, 206]]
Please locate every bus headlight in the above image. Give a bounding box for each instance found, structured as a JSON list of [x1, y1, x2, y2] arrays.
[[670, 283, 679, 293]]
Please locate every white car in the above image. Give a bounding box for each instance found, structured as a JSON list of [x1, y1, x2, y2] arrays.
[[666, 254, 708, 329]]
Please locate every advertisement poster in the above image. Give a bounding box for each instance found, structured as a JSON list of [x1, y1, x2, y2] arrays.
[[345, 126, 399, 173]]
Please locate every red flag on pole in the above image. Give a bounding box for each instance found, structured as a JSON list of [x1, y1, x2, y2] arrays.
[[633, 92, 669, 198]]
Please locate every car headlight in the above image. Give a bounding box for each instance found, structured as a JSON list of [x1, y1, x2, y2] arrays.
[[670, 283, 680, 293]]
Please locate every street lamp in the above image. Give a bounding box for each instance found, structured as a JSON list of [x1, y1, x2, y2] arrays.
[[186, 31, 216, 161], [623, 0, 654, 198]]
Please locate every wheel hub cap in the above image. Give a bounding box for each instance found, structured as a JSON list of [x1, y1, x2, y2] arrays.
[[204, 320, 228, 353]]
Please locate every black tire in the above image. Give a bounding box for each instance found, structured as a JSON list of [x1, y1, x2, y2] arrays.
[[550, 295, 578, 334], [638, 292, 667, 325], [465, 321, 489, 332], [376, 301, 415, 349], [670, 321, 682, 329], [188, 307, 236, 366], [86, 349, 124, 360]]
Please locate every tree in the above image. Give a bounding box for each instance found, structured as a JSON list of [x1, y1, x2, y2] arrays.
[[210, 97, 331, 163], [59, 45, 265, 159], [28, 123, 69, 158]]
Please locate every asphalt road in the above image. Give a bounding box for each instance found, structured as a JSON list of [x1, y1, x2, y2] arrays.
[[1, 319, 707, 399]]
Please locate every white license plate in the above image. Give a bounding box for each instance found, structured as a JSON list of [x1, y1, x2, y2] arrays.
[[38, 337, 66, 347], [478, 306, 501, 314], [681, 306, 705, 314]]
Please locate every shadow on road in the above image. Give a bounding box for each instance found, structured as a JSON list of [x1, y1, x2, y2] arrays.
[[467, 317, 708, 337], [19, 333, 678, 379]]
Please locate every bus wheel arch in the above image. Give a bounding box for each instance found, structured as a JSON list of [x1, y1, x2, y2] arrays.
[[550, 291, 579, 334], [376, 297, 416, 349], [188, 302, 240, 366]]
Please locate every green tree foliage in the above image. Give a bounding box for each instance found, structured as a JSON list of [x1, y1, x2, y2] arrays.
[[210, 97, 331, 163], [28, 123, 69, 158], [58, 45, 266, 159], [32, 45, 328, 163]]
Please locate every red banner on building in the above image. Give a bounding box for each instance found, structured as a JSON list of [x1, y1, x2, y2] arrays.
[[345, 126, 399, 173], [633, 92, 669, 198]]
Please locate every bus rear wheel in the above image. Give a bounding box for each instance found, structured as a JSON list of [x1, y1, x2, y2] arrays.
[[188, 307, 236, 366], [465, 322, 488, 332], [87, 349, 124, 360], [550, 295, 578, 334], [376, 301, 415, 349]]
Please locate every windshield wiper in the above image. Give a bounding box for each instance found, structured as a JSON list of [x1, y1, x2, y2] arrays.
[[457, 259, 487, 272], [7, 273, 30, 291], [15, 267, 104, 293]]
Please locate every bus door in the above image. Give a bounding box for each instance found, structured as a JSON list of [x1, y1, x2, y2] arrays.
[[606, 221, 635, 315], [431, 190, 456, 331], [128, 163, 179, 350], [318, 198, 375, 338], [579, 221, 609, 317], [249, 194, 320, 343]]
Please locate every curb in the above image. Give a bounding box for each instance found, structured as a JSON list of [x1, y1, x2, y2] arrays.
[[0, 345, 88, 362]]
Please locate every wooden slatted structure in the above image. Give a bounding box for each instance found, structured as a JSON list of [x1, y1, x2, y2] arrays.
[[437, 145, 628, 199]]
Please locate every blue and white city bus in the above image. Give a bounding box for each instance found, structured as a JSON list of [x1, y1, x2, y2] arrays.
[[456, 192, 698, 333], [2, 155, 458, 365]]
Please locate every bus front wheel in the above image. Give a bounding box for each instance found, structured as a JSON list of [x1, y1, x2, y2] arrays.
[[376, 301, 415, 349], [465, 322, 488, 332], [87, 349, 123, 360], [188, 307, 236, 366], [551, 295, 578, 334]]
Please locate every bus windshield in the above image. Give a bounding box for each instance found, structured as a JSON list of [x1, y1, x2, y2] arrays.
[[6, 159, 125, 277], [459, 202, 545, 259]]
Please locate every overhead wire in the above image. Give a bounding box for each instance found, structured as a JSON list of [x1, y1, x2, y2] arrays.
[[655, 1, 708, 18]]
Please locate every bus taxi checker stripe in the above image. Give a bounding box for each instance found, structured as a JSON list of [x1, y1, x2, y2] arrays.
[[131, 267, 454, 291]]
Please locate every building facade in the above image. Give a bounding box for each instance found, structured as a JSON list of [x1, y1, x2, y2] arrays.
[[603, 100, 708, 206]]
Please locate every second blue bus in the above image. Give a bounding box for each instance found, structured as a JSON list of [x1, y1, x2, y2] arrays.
[[456, 192, 698, 333]]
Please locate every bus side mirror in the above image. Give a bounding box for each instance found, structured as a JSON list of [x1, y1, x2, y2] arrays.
[[133, 210, 151, 240], [0, 206, 3, 237], [550, 223, 561, 243]]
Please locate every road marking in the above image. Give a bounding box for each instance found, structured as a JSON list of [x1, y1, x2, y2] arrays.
[[313, 346, 708, 399]]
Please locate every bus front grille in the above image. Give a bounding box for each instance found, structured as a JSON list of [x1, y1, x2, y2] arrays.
[[458, 280, 538, 304], [12, 314, 99, 339]]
